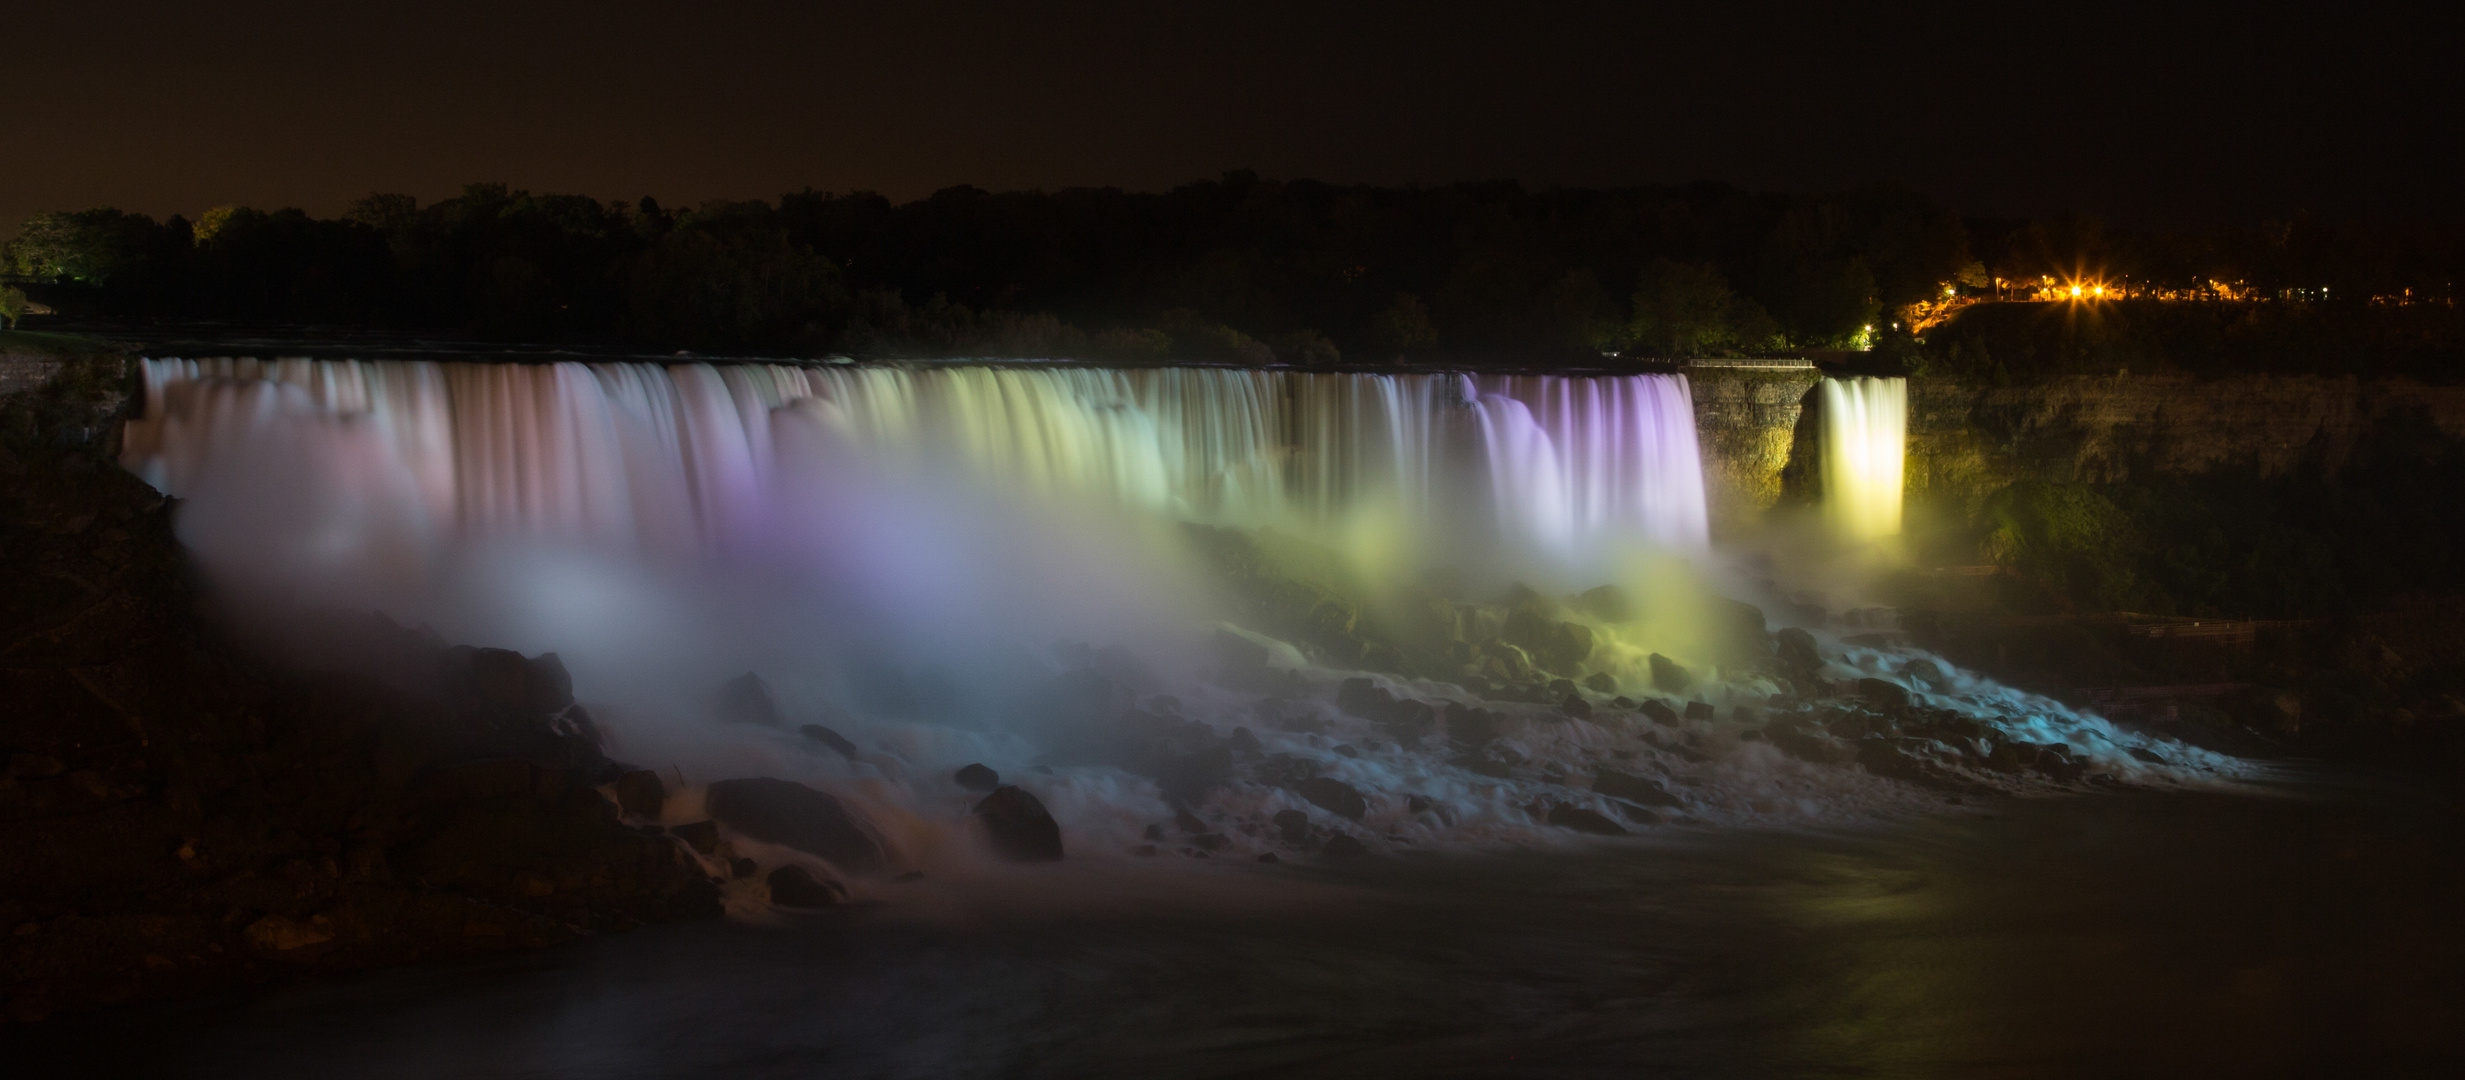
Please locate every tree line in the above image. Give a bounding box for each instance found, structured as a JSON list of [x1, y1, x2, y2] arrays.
[[5, 174, 2459, 369]]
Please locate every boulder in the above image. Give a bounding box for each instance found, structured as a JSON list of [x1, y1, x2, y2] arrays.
[[1683, 700, 1716, 721], [954, 763, 1000, 792], [1445, 702, 1501, 745], [669, 820, 720, 854], [1648, 653, 1693, 694], [766, 865, 843, 908], [799, 724, 860, 759], [705, 777, 888, 872], [717, 673, 785, 726], [1901, 659, 1949, 690], [1592, 768, 1684, 808], [1295, 776, 1369, 820], [1272, 808, 1312, 844], [1547, 804, 1629, 835], [2127, 746, 2170, 765], [1583, 671, 1618, 694], [972, 785, 1064, 861], [1855, 678, 1911, 711], [1638, 699, 1679, 726], [1335, 677, 1393, 719], [1560, 694, 1594, 721], [612, 769, 665, 818], [1577, 584, 1635, 622], [1775, 627, 1822, 684], [1319, 834, 1370, 860]]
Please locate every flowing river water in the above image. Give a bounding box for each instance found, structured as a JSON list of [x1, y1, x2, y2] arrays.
[[13, 765, 2460, 1078]]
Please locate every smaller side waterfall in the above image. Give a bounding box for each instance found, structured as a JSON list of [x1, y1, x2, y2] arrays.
[[1820, 377, 1906, 541]]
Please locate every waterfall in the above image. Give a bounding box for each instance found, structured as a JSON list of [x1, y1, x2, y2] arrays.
[[123, 359, 1711, 568], [1819, 376, 1907, 541]]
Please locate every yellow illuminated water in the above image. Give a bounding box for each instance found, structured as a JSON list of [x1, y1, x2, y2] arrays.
[[1820, 377, 1906, 541]]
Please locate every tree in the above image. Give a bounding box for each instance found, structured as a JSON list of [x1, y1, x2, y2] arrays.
[[1627, 259, 1777, 357], [1370, 292, 1438, 359], [0, 285, 25, 329]]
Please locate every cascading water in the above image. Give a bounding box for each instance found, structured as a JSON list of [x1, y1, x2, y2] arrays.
[[125, 359, 1710, 570], [1819, 376, 1907, 541], [121, 356, 2241, 892]]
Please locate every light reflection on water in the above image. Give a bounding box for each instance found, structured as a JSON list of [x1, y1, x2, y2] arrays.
[[12, 770, 2462, 1079]]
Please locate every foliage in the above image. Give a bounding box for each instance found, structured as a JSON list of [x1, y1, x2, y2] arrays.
[[1624, 259, 1778, 357], [0, 286, 24, 329]]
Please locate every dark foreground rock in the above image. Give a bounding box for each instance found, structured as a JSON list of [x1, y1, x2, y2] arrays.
[[704, 778, 889, 873], [0, 359, 721, 1023], [973, 785, 1064, 862], [765, 865, 843, 908]]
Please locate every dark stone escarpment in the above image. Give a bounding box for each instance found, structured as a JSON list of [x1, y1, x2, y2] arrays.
[[0, 358, 718, 1024]]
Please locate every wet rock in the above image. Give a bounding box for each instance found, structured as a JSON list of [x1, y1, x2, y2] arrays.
[[1336, 677, 1393, 719], [732, 857, 758, 878], [1683, 701, 1716, 721], [1638, 699, 1679, 727], [1775, 627, 1823, 685], [1256, 753, 1318, 788], [1583, 672, 1618, 694], [1272, 808, 1311, 844], [669, 820, 720, 854], [705, 777, 888, 872], [1577, 583, 1635, 622], [1319, 834, 1370, 860], [1334, 743, 1360, 758], [1406, 794, 1432, 814], [766, 865, 842, 908], [800, 724, 860, 759], [1444, 702, 1501, 745], [1855, 738, 1966, 790], [1901, 659, 1948, 690], [1130, 844, 1160, 857], [1547, 804, 1629, 835], [1560, 695, 1594, 721], [1174, 807, 1209, 834], [1738, 728, 1764, 741], [954, 763, 1000, 792], [2128, 746, 2171, 765], [1855, 678, 1911, 710], [1376, 699, 1438, 744], [1255, 853, 1280, 864], [1648, 653, 1693, 694], [1295, 776, 1368, 820], [973, 785, 1065, 862], [717, 672, 785, 726], [1766, 722, 1856, 765], [1592, 768, 1684, 808], [1610, 801, 1666, 825], [1452, 754, 1514, 778], [612, 769, 665, 818]]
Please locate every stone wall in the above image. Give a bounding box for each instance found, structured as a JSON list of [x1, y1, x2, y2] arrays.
[[1688, 370, 2465, 526]]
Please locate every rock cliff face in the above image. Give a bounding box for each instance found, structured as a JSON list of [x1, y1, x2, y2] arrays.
[[1690, 370, 2465, 524], [0, 354, 719, 1024]]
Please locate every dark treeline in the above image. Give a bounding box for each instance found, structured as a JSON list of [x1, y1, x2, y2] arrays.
[[6, 173, 2462, 371]]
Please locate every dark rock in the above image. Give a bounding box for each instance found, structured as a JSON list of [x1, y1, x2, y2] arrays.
[[1609, 801, 1666, 824], [2128, 746, 2170, 765], [1767, 723, 1856, 765], [1577, 583, 1635, 622], [732, 857, 758, 879], [1445, 702, 1501, 745], [1561, 695, 1594, 721], [669, 820, 720, 854], [1856, 738, 1965, 790], [1256, 852, 1280, 864], [1406, 794, 1432, 813], [1775, 627, 1822, 684], [1592, 768, 1684, 807], [766, 865, 842, 908], [1738, 728, 1764, 741], [1228, 727, 1264, 755], [1583, 672, 1618, 694], [954, 763, 1000, 792], [1256, 753, 1318, 788], [1334, 743, 1360, 758], [705, 777, 888, 872], [1855, 678, 1911, 710], [1319, 834, 1370, 860], [1144, 823, 1165, 840], [717, 672, 785, 726], [1639, 699, 1679, 726], [1610, 695, 1635, 709], [1272, 808, 1312, 844], [1335, 677, 1393, 719], [1376, 699, 1438, 743], [800, 724, 860, 759], [612, 769, 665, 818], [1649, 653, 1693, 694], [1191, 832, 1231, 851], [1130, 844, 1160, 857], [1547, 803, 1629, 835], [1684, 700, 1716, 721], [973, 785, 1065, 861], [1901, 659, 1948, 690], [1173, 806, 1209, 834], [1295, 776, 1368, 820]]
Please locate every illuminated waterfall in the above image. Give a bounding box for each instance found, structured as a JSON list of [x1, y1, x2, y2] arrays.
[[123, 359, 1711, 566], [1819, 376, 1906, 541]]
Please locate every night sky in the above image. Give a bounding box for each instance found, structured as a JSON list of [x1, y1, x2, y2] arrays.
[[9, 1, 2458, 233]]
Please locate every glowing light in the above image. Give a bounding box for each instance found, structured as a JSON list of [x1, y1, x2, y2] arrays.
[[1821, 377, 1905, 541]]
